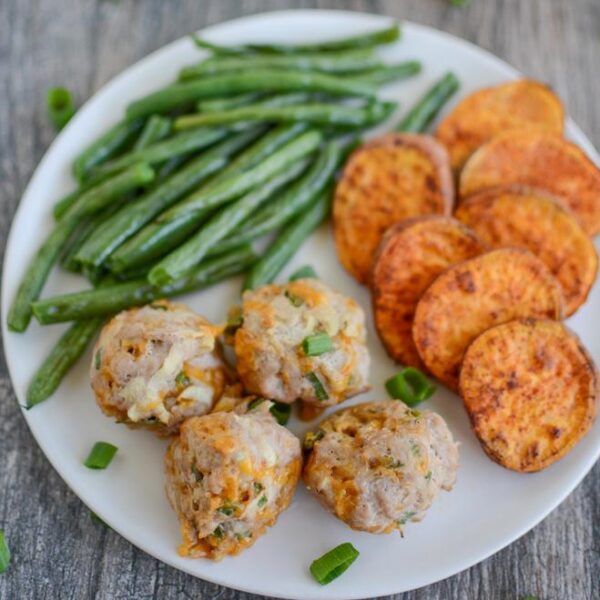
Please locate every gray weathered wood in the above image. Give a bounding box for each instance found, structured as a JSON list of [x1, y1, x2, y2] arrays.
[[1, 1, 599, 598]]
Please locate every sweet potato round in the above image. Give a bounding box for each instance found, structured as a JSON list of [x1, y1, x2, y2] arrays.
[[455, 185, 598, 316], [333, 133, 454, 284], [371, 216, 486, 368], [459, 318, 598, 473], [459, 131, 600, 236], [412, 248, 564, 390], [436, 79, 564, 172]]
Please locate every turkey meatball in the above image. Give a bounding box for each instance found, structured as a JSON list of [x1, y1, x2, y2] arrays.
[[164, 406, 301, 560], [233, 279, 370, 406], [303, 401, 458, 533], [90, 300, 230, 435]]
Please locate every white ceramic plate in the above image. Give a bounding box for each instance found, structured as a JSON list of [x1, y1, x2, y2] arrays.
[[3, 9, 600, 600]]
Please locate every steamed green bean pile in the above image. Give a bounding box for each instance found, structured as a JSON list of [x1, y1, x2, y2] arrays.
[[7, 21, 460, 407]]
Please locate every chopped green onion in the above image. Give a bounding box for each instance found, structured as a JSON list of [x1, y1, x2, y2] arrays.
[[248, 397, 267, 411], [213, 525, 225, 539], [253, 482, 264, 494], [397, 510, 417, 525], [269, 401, 291, 425], [303, 429, 325, 451], [382, 456, 403, 469], [385, 367, 436, 407], [84, 441, 118, 469], [310, 542, 359, 585], [289, 265, 318, 281], [175, 371, 191, 386], [218, 502, 237, 516], [257, 495, 268, 508], [150, 302, 168, 311], [302, 332, 333, 357], [94, 348, 102, 370], [306, 372, 329, 401], [409, 440, 421, 456], [284, 290, 304, 307], [0, 530, 10, 574], [47, 87, 75, 130], [225, 312, 243, 335]]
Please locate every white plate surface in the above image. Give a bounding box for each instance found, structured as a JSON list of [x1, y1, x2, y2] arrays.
[[3, 9, 600, 600]]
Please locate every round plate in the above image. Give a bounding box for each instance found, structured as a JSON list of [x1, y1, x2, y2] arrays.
[[3, 9, 600, 600]]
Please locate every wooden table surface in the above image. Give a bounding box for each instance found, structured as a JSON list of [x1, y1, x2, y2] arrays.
[[1, 1, 599, 598]]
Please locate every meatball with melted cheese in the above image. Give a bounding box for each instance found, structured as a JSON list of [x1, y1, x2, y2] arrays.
[[90, 300, 230, 435], [303, 401, 458, 533], [233, 279, 370, 406], [164, 405, 301, 560]]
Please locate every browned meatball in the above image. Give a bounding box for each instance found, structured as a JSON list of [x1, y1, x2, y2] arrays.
[[234, 279, 370, 406], [165, 406, 301, 560], [90, 300, 230, 435], [303, 401, 458, 533]]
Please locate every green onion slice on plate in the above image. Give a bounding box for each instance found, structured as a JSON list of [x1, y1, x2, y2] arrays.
[[84, 441, 118, 469], [385, 367, 436, 407], [310, 542, 359, 585]]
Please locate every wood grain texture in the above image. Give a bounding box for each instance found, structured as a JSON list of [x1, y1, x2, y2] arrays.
[[1, 1, 599, 598]]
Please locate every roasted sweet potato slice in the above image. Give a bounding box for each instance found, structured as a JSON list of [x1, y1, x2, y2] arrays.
[[436, 80, 564, 172], [455, 185, 598, 316], [371, 216, 486, 368], [459, 131, 600, 236], [412, 248, 564, 390], [333, 133, 454, 283], [460, 318, 598, 472]]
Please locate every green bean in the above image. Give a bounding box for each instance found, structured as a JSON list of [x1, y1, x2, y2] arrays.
[[74, 127, 265, 267], [132, 115, 172, 150], [197, 93, 265, 112], [7, 163, 155, 332], [67, 163, 154, 218], [32, 245, 256, 324], [148, 158, 311, 285], [161, 130, 322, 222], [242, 191, 331, 291], [90, 127, 230, 178], [54, 117, 169, 221], [397, 72, 460, 133], [26, 317, 104, 407], [196, 92, 312, 114], [54, 173, 112, 221], [211, 138, 350, 255], [175, 101, 396, 130], [180, 49, 381, 80], [62, 117, 172, 271], [73, 118, 144, 183], [192, 23, 400, 55], [107, 124, 309, 274], [156, 155, 189, 180], [126, 70, 376, 120], [61, 210, 112, 273], [352, 61, 422, 86], [82, 264, 105, 286]]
